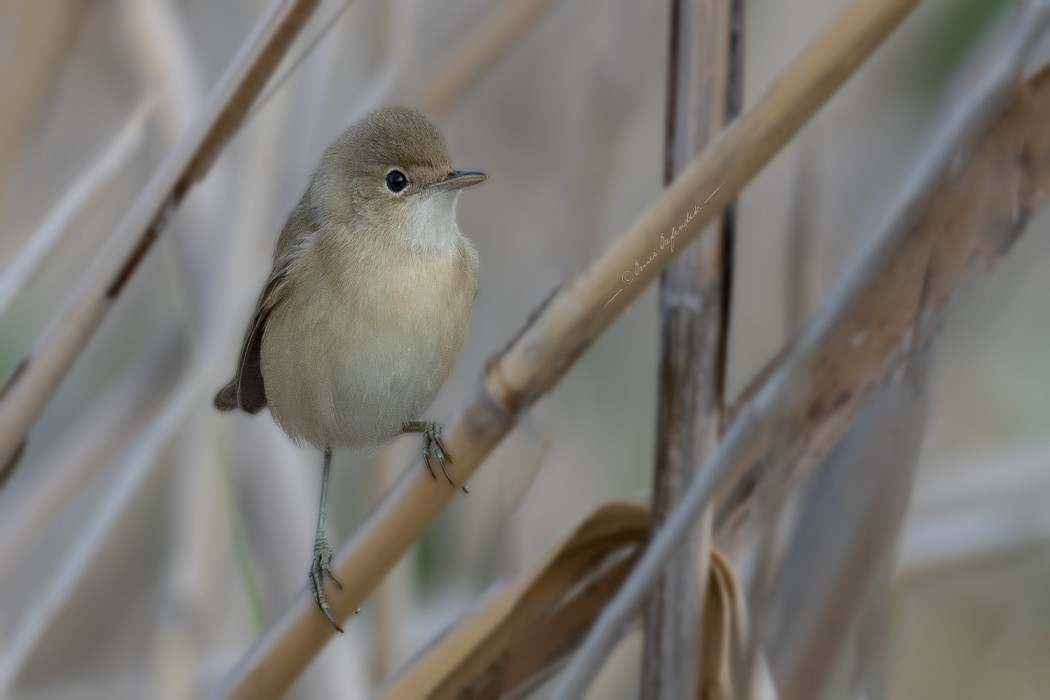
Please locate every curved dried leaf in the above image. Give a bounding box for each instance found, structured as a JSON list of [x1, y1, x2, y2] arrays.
[[375, 503, 754, 700]]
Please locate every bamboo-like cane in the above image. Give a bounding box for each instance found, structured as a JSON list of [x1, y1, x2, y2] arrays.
[[0, 0, 319, 473], [643, 0, 740, 696], [212, 1, 919, 696]]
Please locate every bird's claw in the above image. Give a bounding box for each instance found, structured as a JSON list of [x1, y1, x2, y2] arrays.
[[310, 541, 344, 633], [421, 423, 455, 487]]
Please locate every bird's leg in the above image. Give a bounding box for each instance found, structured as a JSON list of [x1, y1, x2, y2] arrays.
[[401, 420, 455, 487], [310, 447, 344, 633]]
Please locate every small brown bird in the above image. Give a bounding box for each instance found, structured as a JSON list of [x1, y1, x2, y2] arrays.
[[214, 106, 485, 631]]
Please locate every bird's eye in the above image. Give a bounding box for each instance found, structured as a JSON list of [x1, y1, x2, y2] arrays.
[[385, 170, 408, 193]]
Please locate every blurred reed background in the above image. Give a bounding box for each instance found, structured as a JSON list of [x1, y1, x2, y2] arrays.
[[0, 0, 1048, 698]]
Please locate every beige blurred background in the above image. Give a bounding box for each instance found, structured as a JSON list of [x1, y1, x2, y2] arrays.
[[0, 0, 1048, 698]]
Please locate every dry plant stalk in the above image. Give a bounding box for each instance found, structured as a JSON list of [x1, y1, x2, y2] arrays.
[[375, 503, 749, 700], [644, 0, 739, 695], [213, 1, 918, 696], [378, 503, 650, 699], [0, 0, 319, 473]]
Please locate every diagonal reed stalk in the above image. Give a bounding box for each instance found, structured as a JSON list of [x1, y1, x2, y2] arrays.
[[212, 0, 921, 696]]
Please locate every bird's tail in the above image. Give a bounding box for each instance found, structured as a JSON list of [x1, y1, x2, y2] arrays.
[[213, 380, 239, 411]]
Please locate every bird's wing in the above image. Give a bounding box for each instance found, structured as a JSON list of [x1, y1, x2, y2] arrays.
[[214, 203, 316, 414]]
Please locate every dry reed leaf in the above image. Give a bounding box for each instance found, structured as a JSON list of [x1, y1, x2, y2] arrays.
[[375, 503, 648, 699], [698, 548, 746, 700], [716, 60, 1050, 554], [374, 503, 752, 700]]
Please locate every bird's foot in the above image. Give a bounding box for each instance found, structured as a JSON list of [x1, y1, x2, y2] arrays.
[[402, 420, 455, 487], [309, 537, 344, 633]]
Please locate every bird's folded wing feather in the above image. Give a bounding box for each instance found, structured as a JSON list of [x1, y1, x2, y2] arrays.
[[214, 203, 316, 413]]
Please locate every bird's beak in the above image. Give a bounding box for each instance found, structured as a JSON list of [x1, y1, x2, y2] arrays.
[[430, 169, 488, 192]]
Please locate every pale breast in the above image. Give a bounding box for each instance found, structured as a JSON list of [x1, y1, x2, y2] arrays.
[[260, 236, 478, 450]]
